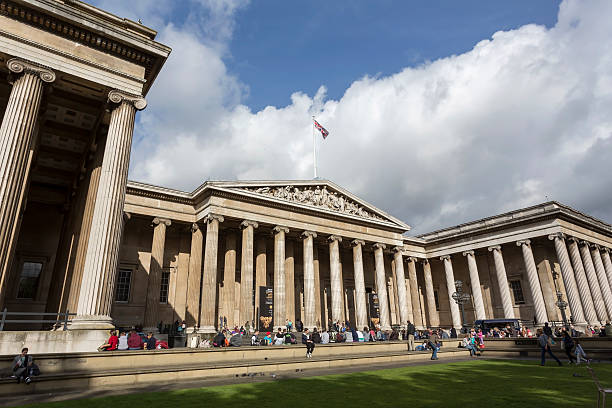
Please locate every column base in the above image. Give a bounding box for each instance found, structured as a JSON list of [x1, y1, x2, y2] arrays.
[[69, 315, 115, 330], [197, 325, 218, 334]]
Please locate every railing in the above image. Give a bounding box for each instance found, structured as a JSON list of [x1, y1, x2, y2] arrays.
[[0, 308, 76, 331]]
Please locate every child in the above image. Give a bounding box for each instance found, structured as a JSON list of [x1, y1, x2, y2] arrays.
[[575, 340, 589, 365]]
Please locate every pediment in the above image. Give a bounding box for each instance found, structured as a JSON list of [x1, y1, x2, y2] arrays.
[[207, 180, 411, 231]]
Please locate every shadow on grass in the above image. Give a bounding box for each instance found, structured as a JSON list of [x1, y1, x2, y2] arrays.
[[22, 360, 607, 408]]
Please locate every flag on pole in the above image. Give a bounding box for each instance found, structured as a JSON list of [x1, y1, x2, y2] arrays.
[[313, 119, 329, 139]]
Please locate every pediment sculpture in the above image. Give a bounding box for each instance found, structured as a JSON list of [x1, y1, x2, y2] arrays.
[[241, 185, 385, 221]]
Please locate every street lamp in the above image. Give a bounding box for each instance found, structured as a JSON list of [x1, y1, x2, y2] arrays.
[[452, 280, 472, 333], [551, 270, 569, 330]]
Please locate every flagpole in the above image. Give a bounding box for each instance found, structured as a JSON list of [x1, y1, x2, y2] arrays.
[[312, 115, 317, 179]]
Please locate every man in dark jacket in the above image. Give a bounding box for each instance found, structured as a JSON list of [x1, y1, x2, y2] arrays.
[[428, 330, 440, 360], [407, 321, 416, 351], [302, 328, 315, 358], [144, 332, 157, 350]]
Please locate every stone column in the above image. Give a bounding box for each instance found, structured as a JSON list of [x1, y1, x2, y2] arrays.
[[548, 233, 585, 324], [373, 243, 391, 330], [222, 232, 237, 328], [440, 256, 461, 329], [602, 249, 612, 292], [239, 220, 258, 326], [351, 239, 368, 330], [567, 237, 598, 325], [302, 231, 317, 329], [0, 59, 55, 307], [285, 240, 295, 323], [328, 235, 343, 324], [590, 244, 612, 318], [185, 223, 203, 328], [143, 217, 171, 329], [272, 226, 289, 330], [516, 240, 547, 324], [422, 260, 439, 327], [199, 214, 224, 332], [487, 246, 515, 319], [392, 247, 410, 328], [578, 241, 608, 322], [463, 250, 486, 321], [74, 90, 146, 329], [254, 237, 266, 323], [407, 258, 423, 327]]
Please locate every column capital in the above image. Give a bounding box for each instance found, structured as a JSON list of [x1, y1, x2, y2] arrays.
[[372, 243, 386, 251], [191, 223, 200, 233], [440, 255, 451, 261], [7, 58, 56, 83], [203, 214, 224, 224], [392, 246, 404, 254], [602, 247, 611, 254], [516, 239, 531, 247], [462, 250, 475, 257], [272, 225, 289, 235], [566, 236, 580, 244], [488, 245, 501, 252], [407, 256, 418, 263], [351, 239, 365, 247], [548, 232, 566, 241], [108, 89, 147, 110], [328, 234, 342, 243], [152, 217, 171, 227], [301, 230, 317, 239], [579, 240, 592, 247], [123, 212, 132, 222], [589, 242, 600, 250], [240, 220, 259, 230], [421, 258, 430, 265]]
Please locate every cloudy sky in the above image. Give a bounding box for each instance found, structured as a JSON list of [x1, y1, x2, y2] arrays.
[[93, 0, 611, 234]]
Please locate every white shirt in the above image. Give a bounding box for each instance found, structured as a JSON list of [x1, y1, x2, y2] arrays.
[[321, 332, 330, 344]]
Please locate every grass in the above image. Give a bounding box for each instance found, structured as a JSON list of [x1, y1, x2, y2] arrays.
[[20, 360, 612, 408]]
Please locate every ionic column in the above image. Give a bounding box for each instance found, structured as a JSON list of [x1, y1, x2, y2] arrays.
[[185, 223, 203, 328], [373, 243, 391, 330], [285, 240, 295, 323], [567, 237, 598, 325], [144, 217, 171, 329], [407, 257, 423, 327], [487, 246, 515, 319], [548, 233, 585, 324], [602, 249, 612, 292], [462, 250, 486, 321], [578, 240, 608, 322], [440, 256, 461, 329], [74, 90, 146, 328], [392, 247, 410, 328], [221, 232, 237, 328], [516, 240, 547, 324], [422, 259, 439, 327], [272, 226, 289, 330], [580, 241, 612, 323], [302, 231, 317, 329], [587, 242, 612, 319], [239, 220, 258, 326], [328, 235, 343, 324], [351, 239, 368, 329], [199, 214, 224, 332], [0, 59, 55, 307]]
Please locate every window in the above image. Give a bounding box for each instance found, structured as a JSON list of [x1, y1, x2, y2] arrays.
[[433, 290, 440, 311], [510, 280, 525, 304], [160, 270, 170, 304], [115, 268, 132, 302], [17, 262, 43, 299]]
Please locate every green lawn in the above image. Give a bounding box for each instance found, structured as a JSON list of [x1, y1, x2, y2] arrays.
[[21, 360, 611, 408]]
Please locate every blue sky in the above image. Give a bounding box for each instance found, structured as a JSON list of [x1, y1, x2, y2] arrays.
[[228, 1, 561, 110]]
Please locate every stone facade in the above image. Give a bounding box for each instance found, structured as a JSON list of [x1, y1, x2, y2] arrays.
[[0, 1, 612, 351]]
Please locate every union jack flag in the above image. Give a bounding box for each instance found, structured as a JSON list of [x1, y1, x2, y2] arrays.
[[313, 119, 329, 139]]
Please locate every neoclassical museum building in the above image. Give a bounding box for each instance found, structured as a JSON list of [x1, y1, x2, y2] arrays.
[[1, 0, 612, 351]]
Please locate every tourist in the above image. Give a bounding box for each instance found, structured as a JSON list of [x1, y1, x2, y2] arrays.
[[450, 327, 457, 338], [144, 332, 158, 350], [575, 340, 589, 365], [286, 319, 293, 332], [362, 327, 370, 342], [274, 330, 284, 346], [321, 329, 330, 344], [543, 322, 553, 337], [127, 330, 143, 349], [369, 327, 376, 341], [561, 329, 576, 364], [406, 321, 416, 351], [296, 319, 303, 332], [537, 328, 562, 366], [356, 329, 364, 342], [428, 330, 439, 360], [12, 347, 36, 384], [302, 328, 315, 359], [98, 329, 118, 351], [312, 327, 321, 343], [117, 331, 129, 351], [230, 332, 242, 347], [251, 330, 260, 346], [263, 331, 273, 345]]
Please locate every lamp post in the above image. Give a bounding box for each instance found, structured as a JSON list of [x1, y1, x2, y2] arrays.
[[452, 280, 471, 333], [551, 270, 569, 330]]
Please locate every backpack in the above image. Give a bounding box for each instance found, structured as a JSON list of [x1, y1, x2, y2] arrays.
[[260, 338, 267, 346]]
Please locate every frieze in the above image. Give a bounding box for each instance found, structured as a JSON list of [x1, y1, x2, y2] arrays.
[[241, 185, 385, 221]]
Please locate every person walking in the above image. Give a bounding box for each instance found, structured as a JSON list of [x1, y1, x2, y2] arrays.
[[407, 320, 416, 351], [561, 329, 577, 364], [428, 330, 440, 360], [302, 328, 315, 359], [537, 328, 562, 366]]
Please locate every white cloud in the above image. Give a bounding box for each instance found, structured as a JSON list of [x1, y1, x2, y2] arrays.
[[95, 0, 612, 233]]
